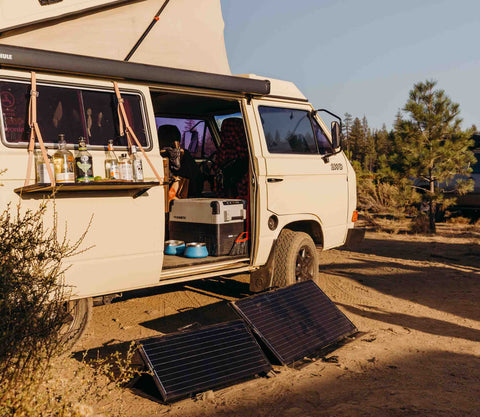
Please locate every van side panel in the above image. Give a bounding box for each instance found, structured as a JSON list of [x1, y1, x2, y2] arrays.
[[0, 70, 165, 298]]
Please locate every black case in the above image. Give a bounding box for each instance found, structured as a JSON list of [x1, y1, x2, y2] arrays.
[[169, 221, 245, 256]]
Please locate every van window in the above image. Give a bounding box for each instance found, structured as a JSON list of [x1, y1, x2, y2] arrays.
[[215, 113, 242, 130], [259, 106, 318, 154], [0, 80, 148, 148], [155, 117, 216, 159], [312, 118, 333, 155]]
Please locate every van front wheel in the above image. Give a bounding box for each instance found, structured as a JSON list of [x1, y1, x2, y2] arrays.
[[272, 229, 321, 289]]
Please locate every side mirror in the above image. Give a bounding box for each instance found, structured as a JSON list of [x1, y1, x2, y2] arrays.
[[331, 121, 342, 150], [314, 108, 343, 151]]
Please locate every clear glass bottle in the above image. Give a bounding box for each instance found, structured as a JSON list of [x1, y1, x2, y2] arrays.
[[75, 137, 94, 183], [52, 135, 75, 183], [130, 145, 144, 182], [104, 139, 120, 180], [119, 153, 133, 181], [35, 149, 54, 184]]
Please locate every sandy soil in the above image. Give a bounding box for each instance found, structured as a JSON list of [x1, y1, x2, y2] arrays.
[[71, 224, 480, 416]]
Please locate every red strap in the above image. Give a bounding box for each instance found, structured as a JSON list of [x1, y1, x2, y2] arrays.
[[235, 231, 249, 243]]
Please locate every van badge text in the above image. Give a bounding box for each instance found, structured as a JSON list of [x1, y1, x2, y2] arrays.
[[0, 53, 13, 60], [331, 163, 343, 171]]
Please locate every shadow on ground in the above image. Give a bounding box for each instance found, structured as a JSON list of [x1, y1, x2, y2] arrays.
[[140, 300, 239, 334], [337, 303, 480, 342], [79, 347, 480, 416], [193, 350, 480, 417], [323, 234, 480, 322], [113, 276, 251, 305], [345, 235, 480, 269]]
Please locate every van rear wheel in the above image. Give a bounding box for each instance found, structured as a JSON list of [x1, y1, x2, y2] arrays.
[[61, 297, 92, 347], [272, 229, 322, 289]]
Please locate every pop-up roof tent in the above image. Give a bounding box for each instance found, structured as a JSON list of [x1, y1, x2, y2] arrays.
[[0, 0, 231, 75]]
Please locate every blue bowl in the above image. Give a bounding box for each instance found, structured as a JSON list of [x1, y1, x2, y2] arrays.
[[184, 242, 208, 258], [164, 240, 186, 256]]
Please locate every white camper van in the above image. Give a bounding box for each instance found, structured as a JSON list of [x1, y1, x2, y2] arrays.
[[0, 0, 359, 339]]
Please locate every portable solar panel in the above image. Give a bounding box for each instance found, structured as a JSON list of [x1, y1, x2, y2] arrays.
[[136, 320, 271, 402], [231, 280, 357, 365]]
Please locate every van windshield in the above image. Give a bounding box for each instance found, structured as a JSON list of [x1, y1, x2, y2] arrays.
[[155, 117, 216, 159]]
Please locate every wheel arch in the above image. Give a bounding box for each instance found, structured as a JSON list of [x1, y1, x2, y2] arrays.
[[283, 219, 324, 248]]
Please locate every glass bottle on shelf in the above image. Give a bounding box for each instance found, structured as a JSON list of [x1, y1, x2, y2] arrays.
[[130, 145, 144, 182], [104, 139, 120, 180], [35, 149, 54, 184], [52, 135, 75, 183], [75, 137, 94, 183], [119, 153, 133, 181]]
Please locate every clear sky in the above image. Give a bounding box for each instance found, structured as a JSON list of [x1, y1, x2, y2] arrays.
[[221, 0, 480, 131]]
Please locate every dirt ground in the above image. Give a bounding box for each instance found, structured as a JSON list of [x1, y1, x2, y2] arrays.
[[70, 224, 480, 416]]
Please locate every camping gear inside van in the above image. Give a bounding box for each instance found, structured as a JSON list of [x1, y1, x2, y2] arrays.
[[169, 198, 247, 256], [183, 242, 209, 258], [164, 240, 186, 256]]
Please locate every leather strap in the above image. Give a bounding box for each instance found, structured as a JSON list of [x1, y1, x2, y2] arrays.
[[113, 81, 162, 182], [25, 72, 55, 187]]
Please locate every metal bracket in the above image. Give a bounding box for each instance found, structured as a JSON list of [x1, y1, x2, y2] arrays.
[[39, 0, 63, 5]]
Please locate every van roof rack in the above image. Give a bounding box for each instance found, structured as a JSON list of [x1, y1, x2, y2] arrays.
[[0, 44, 271, 96]]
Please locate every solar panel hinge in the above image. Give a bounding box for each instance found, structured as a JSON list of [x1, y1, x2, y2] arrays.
[[39, 0, 63, 5]]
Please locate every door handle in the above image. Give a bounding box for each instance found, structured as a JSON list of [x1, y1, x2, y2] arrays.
[[267, 178, 284, 183]]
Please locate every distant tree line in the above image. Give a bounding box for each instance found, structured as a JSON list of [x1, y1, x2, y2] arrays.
[[343, 80, 476, 233]]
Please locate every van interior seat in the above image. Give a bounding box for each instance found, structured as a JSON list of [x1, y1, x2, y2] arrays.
[[217, 118, 249, 200], [158, 124, 203, 198], [157, 124, 181, 149]]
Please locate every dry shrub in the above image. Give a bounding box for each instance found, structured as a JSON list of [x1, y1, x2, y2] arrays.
[[410, 213, 430, 234], [0, 200, 90, 416], [359, 181, 398, 214], [0, 197, 145, 416], [357, 173, 419, 218], [356, 172, 420, 233], [28, 342, 147, 417], [446, 216, 471, 225]]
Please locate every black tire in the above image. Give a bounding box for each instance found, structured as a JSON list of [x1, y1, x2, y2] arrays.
[[272, 229, 322, 289], [61, 297, 92, 347]]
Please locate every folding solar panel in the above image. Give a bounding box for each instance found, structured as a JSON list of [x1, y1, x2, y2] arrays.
[[232, 280, 357, 365], [137, 320, 271, 402]]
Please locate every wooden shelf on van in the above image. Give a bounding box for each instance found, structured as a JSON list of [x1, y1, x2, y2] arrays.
[[14, 180, 163, 198]]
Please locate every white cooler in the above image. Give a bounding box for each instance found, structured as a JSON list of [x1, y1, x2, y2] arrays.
[[169, 198, 247, 256]]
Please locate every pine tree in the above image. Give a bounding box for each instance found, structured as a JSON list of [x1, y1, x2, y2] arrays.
[[343, 112, 353, 159], [395, 80, 475, 232], [349, 117, 364, 163], [374, 124, 390, 162], [362, 116, 376, 172]]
